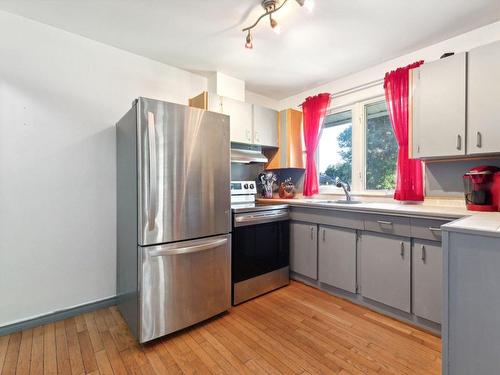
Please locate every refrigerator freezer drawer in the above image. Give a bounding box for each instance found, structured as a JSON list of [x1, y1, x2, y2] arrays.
[[138, 234, 231, 343]]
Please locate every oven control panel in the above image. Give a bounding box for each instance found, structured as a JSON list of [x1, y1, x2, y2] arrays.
[[230, 180, 257, 195]]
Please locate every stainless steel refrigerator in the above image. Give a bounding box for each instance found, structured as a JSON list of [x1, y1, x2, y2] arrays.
[[116, 98, 231, 343]]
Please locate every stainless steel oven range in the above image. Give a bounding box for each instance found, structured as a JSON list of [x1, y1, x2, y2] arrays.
[[230, 180, 290, 305]]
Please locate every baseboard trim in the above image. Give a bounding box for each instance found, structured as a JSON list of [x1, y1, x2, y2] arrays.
[[0, 296, 117, 336]]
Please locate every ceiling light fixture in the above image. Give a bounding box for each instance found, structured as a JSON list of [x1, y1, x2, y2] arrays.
[[296, 0, 314, 12], [242, 0, 313, 48], [245, 30, 253, 49], [269, 16, 281, 34]]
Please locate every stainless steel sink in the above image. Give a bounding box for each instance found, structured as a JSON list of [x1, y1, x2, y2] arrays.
[[327, 200, 363, 204], [301, 199, 363, 205]]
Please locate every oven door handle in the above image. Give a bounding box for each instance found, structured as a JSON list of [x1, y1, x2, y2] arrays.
[[234, 210, 289, 227]]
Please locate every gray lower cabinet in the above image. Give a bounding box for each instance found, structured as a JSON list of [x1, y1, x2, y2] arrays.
[[444, 231, 500, 375], [360, 232, 411, 312], [318, 226, 356, 293], [290, 221, 318, 280], [412, 239, 442, 323]]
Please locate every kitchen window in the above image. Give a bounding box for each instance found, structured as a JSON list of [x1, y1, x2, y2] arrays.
[[318, 98, 397, 194], [318, 110, 353, 188]]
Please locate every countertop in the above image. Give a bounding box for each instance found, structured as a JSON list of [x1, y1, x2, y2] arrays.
[[257, 198, 500, 237]]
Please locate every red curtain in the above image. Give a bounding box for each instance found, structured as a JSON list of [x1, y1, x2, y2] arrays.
[[384, 61, 424, 201], [302, 93, 331, 196]]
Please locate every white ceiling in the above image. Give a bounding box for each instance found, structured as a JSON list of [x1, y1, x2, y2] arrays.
[[1, 0, 499, 99]]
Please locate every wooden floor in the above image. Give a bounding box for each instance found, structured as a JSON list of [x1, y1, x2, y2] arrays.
[[0, 281, 441, 375]]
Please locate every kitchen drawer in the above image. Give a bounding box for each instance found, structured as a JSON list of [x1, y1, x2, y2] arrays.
[[363, 214, 411, 237], [410, 218, 449, 241], [290, 207, 364, 230]]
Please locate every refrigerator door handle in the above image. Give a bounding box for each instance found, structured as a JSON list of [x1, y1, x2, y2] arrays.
[[149, 237, 228, 257], [147, 112, 158, 231]]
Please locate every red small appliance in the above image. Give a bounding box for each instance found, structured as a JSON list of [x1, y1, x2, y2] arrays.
[[463, 166, 500, 211]]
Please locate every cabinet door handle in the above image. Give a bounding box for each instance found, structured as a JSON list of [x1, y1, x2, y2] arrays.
[[377, 220, 393, 226], [310, 227, 314, 240], [322, 228, 326, 242], [456, 134, 462, 150], [476, 131, 482, 148], [400, 242, 404, 257], [421, 245, 426, 263]]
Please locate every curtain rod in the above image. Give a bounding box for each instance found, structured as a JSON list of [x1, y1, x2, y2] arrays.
[[297, 78, 384, 107]]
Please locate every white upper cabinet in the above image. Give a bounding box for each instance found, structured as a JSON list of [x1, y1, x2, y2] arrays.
[[412, 53, 467, 159], [252, 105, 278, 147], [467, 41, 500, 155], [220, 96, 253, 144], [191, 91, 278, 146]]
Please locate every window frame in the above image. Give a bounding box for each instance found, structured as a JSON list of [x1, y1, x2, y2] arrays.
[[317, 96, 395, 196]]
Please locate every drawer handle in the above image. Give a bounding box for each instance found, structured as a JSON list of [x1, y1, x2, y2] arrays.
[[477, 131, 482, 148], [421, 245, 426, 263], [377, 220, 393, 226], [400, 242, 404, 257], [428, 227, 442, 233]]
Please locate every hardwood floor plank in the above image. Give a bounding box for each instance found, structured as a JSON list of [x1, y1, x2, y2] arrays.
[[198, 327, 253, 375], [2, 332, 21, 375], [64, 318, 85, 375], [74, 315, 87, 333], [16, 328, 33, 375], [54, 320, 71, 375], [181, 332, 226, 374], [30, 326, 44, 375], [93, 311, 108, 333], [275, 284, 440, 374], [3, 281, 441, 375], [77, 330, 98, 373], [220, 316, 297, 375], [0, 335, 10, 374], [162, 334, 212, 375], [95, 350, 114, 375], [118, 348, 142, 375], [42, 324, 57, 375], [142, 344, 169, 374], [99, 331, 128, 375], [83, 313, 104, 353]]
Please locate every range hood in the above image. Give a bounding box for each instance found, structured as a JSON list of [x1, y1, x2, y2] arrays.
[[231, 148, 268, 164]]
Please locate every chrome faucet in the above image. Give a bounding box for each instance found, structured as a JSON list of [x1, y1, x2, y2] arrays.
[[335, 177, 352, 201]]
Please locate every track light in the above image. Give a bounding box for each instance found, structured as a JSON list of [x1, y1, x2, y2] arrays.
[[242, 0, 314, 48], [245, 31, 253, 49], [295, 0, 314, 11], [270, 16, 281, 34]]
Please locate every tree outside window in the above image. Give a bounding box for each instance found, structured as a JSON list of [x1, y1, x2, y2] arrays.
[[318, 110, 352, 187], [365, 101, 397, 190]]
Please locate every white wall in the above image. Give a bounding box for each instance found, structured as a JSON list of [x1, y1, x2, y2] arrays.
[[0, 10, 207, 327], [278, 20, 500, 110]]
